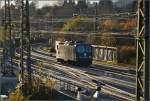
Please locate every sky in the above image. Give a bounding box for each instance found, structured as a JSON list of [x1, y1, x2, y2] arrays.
[[36, 0, 118, 8], [37, 1, 59, 8], [0, 0, 100, 8], [37, 0, 99, 8], [0, 0, 125, 8]]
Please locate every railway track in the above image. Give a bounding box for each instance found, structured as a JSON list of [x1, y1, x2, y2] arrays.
[[28, 50, 136, 88], [13, 57, 135, 101], [16, 47, 136, 91], [13, 44, 136, 100], [31, 49, 136, 85], [33, 47, 136, 78]]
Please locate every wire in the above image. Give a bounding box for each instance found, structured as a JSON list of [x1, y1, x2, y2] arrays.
[[27, 30, 137, 40]]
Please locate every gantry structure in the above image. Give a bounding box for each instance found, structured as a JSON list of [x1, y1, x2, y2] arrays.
[[136, 0, 149, 100]]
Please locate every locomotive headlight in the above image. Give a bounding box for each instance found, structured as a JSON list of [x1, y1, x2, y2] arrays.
[[84, 53, 87, 56]]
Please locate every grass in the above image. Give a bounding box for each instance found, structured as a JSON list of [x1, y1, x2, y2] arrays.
[[8, 75, 58, 101], [93, 60, 136, 69], [41, 46, 56, 53], [8, 89, 30, 101], [8, 78, 74, 100], [42, 47, 50, 53]]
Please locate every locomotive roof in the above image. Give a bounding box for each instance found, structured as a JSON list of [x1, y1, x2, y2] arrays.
[[59, 41, 81, 45], [56, 41, 90, 46]]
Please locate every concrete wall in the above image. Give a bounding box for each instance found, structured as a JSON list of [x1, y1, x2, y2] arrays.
[[92, 45, 117, 63]]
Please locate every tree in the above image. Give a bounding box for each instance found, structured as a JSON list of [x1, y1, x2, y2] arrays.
[[0, 25, 15, 43], [122, 19, 137, 31], [62, 16, 82, 31], [9, 89, 28, 101], [0, 27, 5, 43], [100, 19, 137, 32], [119, 45, 136, 64], [100, 19, 117, 31], [62, 16, 93, 32], [100, 33, 117, 47], [99, 0, 114, 14]]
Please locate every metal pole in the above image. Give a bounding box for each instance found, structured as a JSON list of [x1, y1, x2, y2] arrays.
[[7, 0, 13, 75], [20, 0, 32, 88], [20, 0, 24, 84], [25, 0, 32, 85], [143, 0, 149, 100], [3, 0, 13, 75], [136, 0, 149, 100], [94, 3, 98, 32], [3, 0, 7, 75], [136, 0, 144, 100]]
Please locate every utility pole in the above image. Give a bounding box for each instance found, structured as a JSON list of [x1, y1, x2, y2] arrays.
[[0, 1, 1, 8], [8, 0, 13, 75], [25, 0, 32, 86], [2, 0, 14, 75], [143, 0, 149, 100], [94, 3, 98, 32], [2, 0, 7, 75], [136, 0, 149, 100], [20, 0, 32, 88]]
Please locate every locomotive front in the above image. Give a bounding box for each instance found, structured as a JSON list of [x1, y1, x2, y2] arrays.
[[75, 43, 92, 65]]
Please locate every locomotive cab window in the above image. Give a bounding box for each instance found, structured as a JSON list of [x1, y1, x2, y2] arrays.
[[77, 45, 92, 53], [85, 46, 92, 53], [77, 45, 85, 53]]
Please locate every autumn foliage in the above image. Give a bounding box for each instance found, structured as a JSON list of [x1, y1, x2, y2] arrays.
[[100, 33, 117, 47], [100, 19, 137, 32], [9, 89, 28, 101], [119, 45, 136, 64], [62, 16, 93, 32]]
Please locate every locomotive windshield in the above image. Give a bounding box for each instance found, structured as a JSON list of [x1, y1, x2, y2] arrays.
[[76, 45, 92, 53], [77, 45, 85, 53], [85, 46, 92, 52]]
